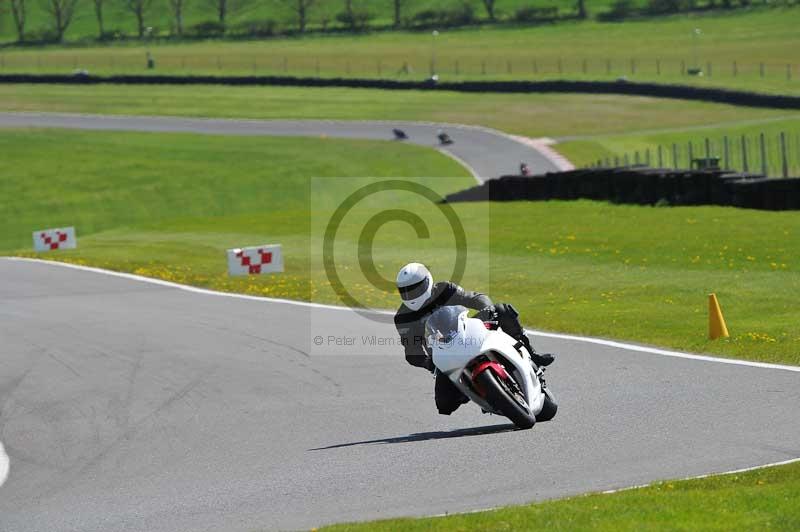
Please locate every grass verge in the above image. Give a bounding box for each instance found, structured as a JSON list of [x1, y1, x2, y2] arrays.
[[0, 84, 795, 139], [3, 128, 798, 365], [321, 460, 800, 531]]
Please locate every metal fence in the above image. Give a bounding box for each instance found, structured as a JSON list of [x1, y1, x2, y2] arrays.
[[589, 131, 800, 178], [0, 53, 798, 83]]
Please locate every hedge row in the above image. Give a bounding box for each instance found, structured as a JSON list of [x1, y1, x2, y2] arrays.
[[443, 167, 800, 211], [2, 74, 800, 110]]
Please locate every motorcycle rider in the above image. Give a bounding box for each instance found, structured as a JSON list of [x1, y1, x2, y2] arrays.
[[393, 262, 554, 415]]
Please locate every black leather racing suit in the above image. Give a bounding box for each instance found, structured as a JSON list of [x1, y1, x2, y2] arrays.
[[394, 282, 530, 415]]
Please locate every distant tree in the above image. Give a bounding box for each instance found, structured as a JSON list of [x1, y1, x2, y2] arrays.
[[392, 0, 407, 28], [481, 0, 496, 21], [283, 0, 315, 33], [9, 0, 27, 42], [208, 0, 226, 24], [577, 0, 587, 18], [42, 0, 80, 41], [93, 0, 105, 37], [337, 0, 371, 31], [122, 0, 152, 38], [168, 0, 184, 35]]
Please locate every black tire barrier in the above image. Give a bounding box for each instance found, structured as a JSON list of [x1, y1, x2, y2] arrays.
[[442, 167, 800, 211], [2, 73, 800, 110]]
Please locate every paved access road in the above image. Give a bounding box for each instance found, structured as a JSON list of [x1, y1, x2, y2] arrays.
[[0, 112, 561, 180], [1, 259, 798, 532]]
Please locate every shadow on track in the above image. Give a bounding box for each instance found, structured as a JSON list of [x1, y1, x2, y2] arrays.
[[309, 423, 518, 451]]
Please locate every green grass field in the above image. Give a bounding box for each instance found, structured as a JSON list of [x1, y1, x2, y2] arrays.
[[3, 128, 798, 366], [2, 7, 800, 95], [321, 459, 800, 531]]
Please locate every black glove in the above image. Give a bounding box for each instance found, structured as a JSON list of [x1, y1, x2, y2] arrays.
[[474, 305, 498, 321], [424, 355, 436, 373]]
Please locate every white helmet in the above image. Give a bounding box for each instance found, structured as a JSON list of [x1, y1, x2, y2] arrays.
[[396, 262, 433, 311]]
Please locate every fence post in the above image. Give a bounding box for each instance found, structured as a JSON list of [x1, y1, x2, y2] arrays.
[[645, 148, 651, 166], [532, 59, 538, 74], [635, 151, 640, 165], [760, 62, 765, 78], [672, 143, 678, 169], [706, 61, 712, 77], [780, 132, 789, 178], [283, 57, 288, 73], [582, 59, 587, 74], [759, 133, 768, 176], [557, 58, 562, 74], [606, 58, 611, 74], [658, 145, 664, 167], [455, 59, 459, 76], [624, 153, 630, 166], [741, 135, 749, 172], [705, 137, 711, 159], [723, 136, 730, 169], [656, 59, 661, 75], [688, 142, 694, 167], [733, 60, 737, 77], [507, 60, 512, 74], [614, 156, 619, 166], [346, 60, 351, 75], [481, 60, 486, 75], [681, 60, 686, 75], [630, 58, 636, 74]]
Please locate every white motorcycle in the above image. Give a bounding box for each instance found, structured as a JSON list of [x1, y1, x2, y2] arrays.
[[425, 305, 557, 429]]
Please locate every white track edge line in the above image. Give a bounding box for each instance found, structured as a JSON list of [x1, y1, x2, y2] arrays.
[[600, 456, 800, 494], [3, 256, 798, 373], [524, 329, 800, 373], [0, 441, 9, 488], [422, 456, 800, 521], [436, 148, 483, 183]]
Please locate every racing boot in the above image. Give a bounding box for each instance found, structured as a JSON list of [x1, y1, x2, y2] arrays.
[[518, 335, 554, 367]]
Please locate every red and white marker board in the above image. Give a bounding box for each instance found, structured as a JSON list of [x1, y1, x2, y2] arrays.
[[227, 244, 283, 276], [33, 227, 77, 252]]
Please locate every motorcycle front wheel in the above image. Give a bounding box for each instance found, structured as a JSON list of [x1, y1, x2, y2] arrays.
[[475, 370, 536, 429]]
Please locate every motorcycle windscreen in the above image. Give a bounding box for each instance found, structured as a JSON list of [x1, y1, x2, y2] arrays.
[[427, 307, 488, 374]]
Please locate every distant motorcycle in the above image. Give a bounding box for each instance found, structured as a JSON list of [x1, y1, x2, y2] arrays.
[[393, 128, 408, 140], [426, 306, 557, 429], [437, 131, 454, 145], [520, 162, 531, 176]]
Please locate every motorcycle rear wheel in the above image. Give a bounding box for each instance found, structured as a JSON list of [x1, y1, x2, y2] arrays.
[[476, 370, 536, 429]]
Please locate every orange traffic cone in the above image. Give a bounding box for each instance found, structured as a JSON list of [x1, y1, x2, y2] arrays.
[[708, 293, 729, 340]]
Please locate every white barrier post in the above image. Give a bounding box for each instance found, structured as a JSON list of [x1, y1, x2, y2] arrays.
[[227, 244, 284, 276], [32, 226, 77, 251]]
